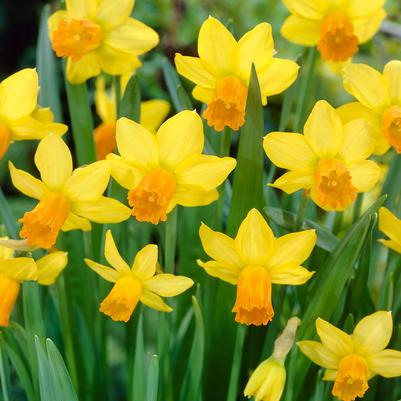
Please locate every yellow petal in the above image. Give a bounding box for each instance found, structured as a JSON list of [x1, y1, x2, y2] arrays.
[[268, 263, 315, 285], [34, 134, 72, 191], [304, 100, 343, 159], [95, 0, 134, 28], [84, 258, 118, 282], [379, 207, 401, 246], [0, 257, 37, 281], [343, 64, 391, 114], [197, 260, 239, 285], [263, 132, 316, 171], [316, 318, 354, 356], [63, 160, 110, 202], [9, 161, 48, 200], [351, 11, 386, 43], [281, 15, 321, 46], [94, 77, 116, 123], [61, 213, 91, 232], [0, 69, 38, 120], [383, 60, 401, 106], [174, 54, 216, 88], [107, 153, 144, 190], [353, 311, 393, 355], [48, 10, 70, 36], [9, 116, 67, 141], [95, 44, 141, 76], [282, 0, 328, 19], [36, 252, 68, 285], [348, 160, 380, 192], [132, 244, 158, 280], [235, 208, 274, 265], [322, 369, 337, 381], [116, 117, 159, 169], [157, 110, 204, 169], [140, 290, 172, 312], [173, 186, 219, 207], [297, 340, 339, 369], [347, 0, 385, 17], [269, 171, 314, 194], [66, 0, 97, 18], [66, 53, 101, 85], [367, 349, 401, 378], [104, 230, 130, 273], [140, 100, 170, 134], [378, 239, 401, 254], [192, 86, 214, 104], [144, 274, 193, 297]]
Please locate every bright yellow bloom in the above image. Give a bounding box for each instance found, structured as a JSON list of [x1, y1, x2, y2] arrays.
[[339, 61, 401, 155], [0, 69, 67, 160], [281, 0, 386, 64], [175, 17, 298, 132], [264, 100, 380, 211], [9, 134, 130, 249], [36, 251, 68, 285], [94, 76, 170, 160], [85, 230, 193, 322], [198, 209, 315, 326], [48, 0, 159, 84], [298, 311, 401, 401], [378, 207, 401, 254], [107, 110, 236, 224]]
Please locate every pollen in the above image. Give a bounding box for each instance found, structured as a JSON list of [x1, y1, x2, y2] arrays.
[[0, 122, 11, 160], [382, 105, 401, 153], [203, 76, 248, 132], [128, 169, 176, 225], [232, 265, 274, 326], [19, 193, 71, 249], [94, 122, 117, 160], [100, 275, 142, 322], [0, 273, 20, 327], [332, 354, 369, 401], [317, 13, 359, 62], [314, 158, 357, 210], [52, 19, 103, 61]]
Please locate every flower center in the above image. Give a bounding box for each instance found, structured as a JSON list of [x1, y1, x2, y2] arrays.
[[19, 193, 71, 249], [332, 354, 369, 401], [128, 169, 176, 225], [232, 265, 274, 326], [314, 158, 357, 210], [203, 76, 248, 132], [382, 105, 401, 153], [0, 273, 20, 327], [317, 13, 358, 62], [0, 122, 11, 160], [94, 122, 116, 160], [100, 275, 142, 322], [52, 19, 103, 61]]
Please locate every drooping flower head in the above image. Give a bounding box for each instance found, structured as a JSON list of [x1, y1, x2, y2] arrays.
[[298, 311, 401, 401], [0, 69, 67, 160], [85, 230, 193, 322], [378, 207, 401, 254], [264, 100, 381, 211], [48, 0, 159, 83], [107, 110, 236, 224], [281, 0, 386, 64], [94, 76, 170, 160], [175, 17, 298, 132], [198, 209, 315, 326], [340, 61, 401, 155], [9, 134, 130, 250]]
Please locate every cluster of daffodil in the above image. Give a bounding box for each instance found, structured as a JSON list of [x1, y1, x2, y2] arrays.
[[0, 0, 401, 401]]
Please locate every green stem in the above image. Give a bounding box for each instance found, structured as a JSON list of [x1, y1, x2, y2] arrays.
[[114, 76, 121, 118], [165, 208, 178, 274], [0, 188, 18, 238], [352, 193, 363, 224], [0, 334, 10, 401], [295, 194, 309, 230], [219, 127, 232, 157]]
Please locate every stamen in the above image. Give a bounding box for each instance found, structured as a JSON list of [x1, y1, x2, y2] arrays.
[[0, 122, 11, 160], [0, 273, 20, 327], [94, 122, 117, 160], [382, 105, 401, 153]]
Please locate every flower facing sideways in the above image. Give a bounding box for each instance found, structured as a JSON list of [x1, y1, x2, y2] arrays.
[[48, 0, 159, 83], [175, 17, 298, 131], [9, 134, 130, 250], [264, 100, 381, 211], [298, 311, 401, 401], [85, 230, 193, 322], [281, 0, 386, 64], [198, 209, 315, 326], [107, 110, 236, 224], [378, 207, 401, 254]]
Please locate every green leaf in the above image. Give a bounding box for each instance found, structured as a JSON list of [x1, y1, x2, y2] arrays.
[[0, 334, 10, 401], [119, 75, 141, 121], [145, 355, 159, 401], [130, 312, 145, 401], [0, 188, 18, 239]]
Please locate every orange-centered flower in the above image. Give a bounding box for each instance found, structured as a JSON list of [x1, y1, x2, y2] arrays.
[[0, 122, 11, 160], [0, 273, 20, 326], [94, 122, 117, 160], [382, 106, 401, 153]]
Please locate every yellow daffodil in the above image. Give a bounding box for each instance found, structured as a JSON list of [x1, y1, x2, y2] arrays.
[[48, 0, 159, 84], [264, 100, 380, 211], [36, 251, 68, 285], [85, 230, 193, 322], [9, 134, 130, 250], [0, 69, 67, 160], [378, 207, 401, 254], [94, 76, 170, 160], [340, 61, 401, 155], [298, 311, 401, 401], [107, 110, 236, 224], [175, 17, 298, 132], [197, 209, 315, 326], [281, 0, 386, 64]]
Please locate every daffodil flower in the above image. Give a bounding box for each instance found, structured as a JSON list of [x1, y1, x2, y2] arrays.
[[9, 134, 130, 250], [175, 17, 298, 132], [378, 207, 401, 254], [94, 76, 170, 160], [339, 61, 401, 155], [264, 100, 381, 211], [48, 0, 159, 84], [298, 311, 401, 401], [281, 0, 386, 64], [85, 230, 193, 322], [197, 209, 315, 326], [0, 69, 67, 160], [107, 110, 236, 224]]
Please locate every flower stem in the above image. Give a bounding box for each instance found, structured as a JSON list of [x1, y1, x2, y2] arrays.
[[295, 194, 309, 230], [165, 208, 178, 274], [0, 335, 10, 401]]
